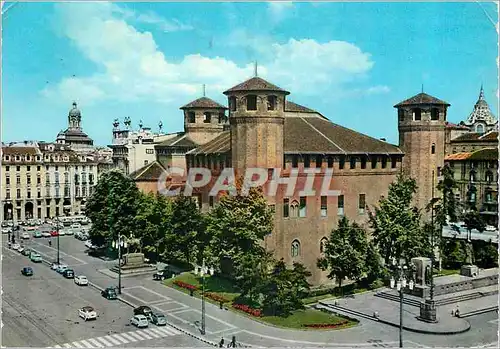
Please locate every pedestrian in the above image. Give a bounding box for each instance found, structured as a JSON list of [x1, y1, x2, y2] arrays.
[[48, 240, 52, 247], [219, 338, 224, 348], [231, 335, 236, 348]]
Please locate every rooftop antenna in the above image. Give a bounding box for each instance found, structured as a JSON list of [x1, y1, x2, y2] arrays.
[[254, 61, 258, 77], [202, 84, 206, 97]]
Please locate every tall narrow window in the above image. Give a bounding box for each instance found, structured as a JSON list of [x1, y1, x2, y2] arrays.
[[303, 155, 310, 168], [350, 157, 356, 169], [291, 240, 300, 257], [391, 157, 397, 168], [321, 196, 327, 217], [320, 237, 328, 253], [431, 108, 439, 121], [338, 195, 344, 216], [327, 156, 334, 168], [316, 155, 322, 168], [413, 108, 422, 121], [382, 157, 387, 169], [339, 156, 345, 170], [188, 112, 195, 123], [229, 96, 237, 112], [203, 112, 212, 123], [299, 197, 307, 217], [398, 109, 405, 121], [267, 95, 277, 111], [283, 198, 289, 218], [27, 175, 31, 185], [292, 155, 299, 168], [431, 143, 436, 154], [358, 194, 366, 214], [361, 157, 367, 169], [246, 95, 257, 111], [371, 157, 377, 169]]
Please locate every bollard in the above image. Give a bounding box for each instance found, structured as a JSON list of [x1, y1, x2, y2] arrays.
[[219, 301, 223, 310]]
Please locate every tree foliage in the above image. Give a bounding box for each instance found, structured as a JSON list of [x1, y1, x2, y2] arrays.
[[86, 169, 141, 247], [368, 173, 430, 264], [317, 216, 368, 289]]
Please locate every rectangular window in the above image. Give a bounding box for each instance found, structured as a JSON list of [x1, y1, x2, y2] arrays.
[[27, 175, 31, 185], [361, 157, 367, 169], [303, 155, 310, 168], [315, 155, 322, 168], [321, 196, 327, 217], [82, 186, 87, 197], [6, 189, 10, 199], [246, 95, 257, 111], [350, 157, 356, 169], [283, 198, 289, 218], [292, 156, 299, 168], [188, 112, 195, 123], [5, 166, 9, 171], [371, 157, 377, 169], [27, 191, 31, 199], [37, 189, 41, 198], [339, 156, 345, 170], [55, 187, 60, 198], [204, 112, 212, 123], [16, 166, 20, 171], [89, 174, 94, 184], [299, 197, 307, 218], [413, 108, 421, 121], [382, 157, 387, 169], [37, 166, 41, 171], [327, 156, 334, 168], [16, 176, 20, 185], [6, 176, 10, 185], [391, 157, 397, 168], [358, 194, 366, 214], [27, 166, 31, 171], [16, 189, 21, 198], [338, 195, 344, 216], [146, 149, 154, 154]]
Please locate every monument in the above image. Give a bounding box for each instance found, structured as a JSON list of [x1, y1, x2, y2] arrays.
[[110, 252, 156, 276], [411, 257, 438, 323]]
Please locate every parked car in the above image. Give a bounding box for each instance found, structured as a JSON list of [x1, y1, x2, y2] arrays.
[[74, 275, 89, 286], [12, 243, 20, 250], [71, 223, 81, 229], [20, 232, 30, 240], [42, 231, 51, 238], [130, 315, 149, 328], [30, 252, 43, 263], [63, 269, 75, 279], [133, 305, 152, 319], [78, 306, 97, 321], [58, 230, 66, 236], [150, 312, 167, 326], [51, 263, 61, 270], [56, 265, 69, 274], [17, 246, 25, 254], [21, 248, 31, 256], [1, 228, 10, 234], [21, 267, 33, 276], [50, 231, 59, 237], [485, 225, 497, 232], [84, 240, 93, 249], [101, 287, 118, 300], [65, 230, 74, 236], [33, 231, 42, 238], [153, 269, 175, 281]]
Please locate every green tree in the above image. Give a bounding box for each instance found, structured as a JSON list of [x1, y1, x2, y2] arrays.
[[364, 241, 384, 286], [85, 169, 140, 247], [368, 174, 430, 264], [462, 209, 486, 264], [261, 259, 311, 317], [233, 248, 273, 303], [442, 239, 467, 269], [473, 240, 498, 269], [135, 192, 171, 262], [317, 217, 368, 290], [168, 195, 204, 265], [205, 187, 274, 274]]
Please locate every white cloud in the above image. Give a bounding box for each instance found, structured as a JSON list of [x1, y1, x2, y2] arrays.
[[267, 1, 295, 23], [135, 11, 194, 32], [42, 2, 377, 106]]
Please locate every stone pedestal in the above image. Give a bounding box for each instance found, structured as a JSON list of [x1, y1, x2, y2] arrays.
[[460, 265, 479, 277], [418, 299, 438, 323]]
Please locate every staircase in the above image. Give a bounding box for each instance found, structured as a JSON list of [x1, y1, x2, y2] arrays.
[[375, 289, 498, 307]]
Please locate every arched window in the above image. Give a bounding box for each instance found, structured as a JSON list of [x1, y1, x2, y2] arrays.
[[290, 200, 299, 217], [476, 124, 484, 134], [229, 96, 237, 112], [413, 108, 422, 121], [188, 112, 195, 123], [267, 96, 277, 111], [431, 108, 439, 121], [320, 237, 328, 253], [291, 240, 300, 257], [485, 171, 494, 183], [431, 143, 436, 154], [204, 112, 212, 123], [246, 95, 257, 111]]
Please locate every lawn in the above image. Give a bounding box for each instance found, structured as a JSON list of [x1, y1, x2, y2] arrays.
[[165, 272, 359, 330], [434, 268, 460, 277]]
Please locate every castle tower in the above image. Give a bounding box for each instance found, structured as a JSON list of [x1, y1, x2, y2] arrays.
[[463, 85, 498, 134], [395, 92, 450, 213], [223, 76, 290, 176], [180, 92, 228, 145]]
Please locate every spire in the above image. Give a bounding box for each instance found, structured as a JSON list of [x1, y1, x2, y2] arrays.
[[479, 84, 485, 101], [421, 84, 424, 93], [72, 101, 77, 108], [202, 84, 206, 97], [254, 61, 258, 77]]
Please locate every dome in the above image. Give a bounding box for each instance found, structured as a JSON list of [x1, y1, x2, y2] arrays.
[[69, 102, 81, 117]]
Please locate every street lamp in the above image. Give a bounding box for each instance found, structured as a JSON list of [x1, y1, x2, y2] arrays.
[[112, 236, 127, 294], [389, 258, 415, 348], [7, 208, 12, 244], [55, 214, 61, 264], [194, 259, 214, 335]]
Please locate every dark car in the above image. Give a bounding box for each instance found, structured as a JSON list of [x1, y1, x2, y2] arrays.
[[101, 287, 118, 300], [134, 305, 152, 319], [21, 267, 33, 276], [63, 269, 75, 279], [150, 312, 167, 326], [21, 248, 31, 256], [153, 269, 175, 281]]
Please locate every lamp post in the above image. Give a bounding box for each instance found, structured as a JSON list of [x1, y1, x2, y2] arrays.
[[112, 236, 127, 294], [389, 258, 415, 348], [194, 259, 214, 335], [55, 213, 60, 264], [7, 208, 12, 243]]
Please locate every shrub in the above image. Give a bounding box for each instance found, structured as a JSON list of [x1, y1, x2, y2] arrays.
[[304, 320, 350, 328], [206, 292, 230, 303], [232, 303, 262, 317], [174, 280, 198, 291]]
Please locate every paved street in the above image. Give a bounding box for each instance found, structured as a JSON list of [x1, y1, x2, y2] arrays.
[[442, 225, 498, 243], [1, 231, 204, 348]]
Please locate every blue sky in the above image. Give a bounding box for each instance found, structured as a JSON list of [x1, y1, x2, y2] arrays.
[[2, 1, 498, 146]]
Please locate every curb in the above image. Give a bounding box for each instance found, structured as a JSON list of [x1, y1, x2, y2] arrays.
[[318, 302, 471, 335], [459, 306, 498, 318]]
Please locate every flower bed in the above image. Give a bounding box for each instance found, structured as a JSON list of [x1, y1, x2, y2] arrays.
[[232, 303, 262, 317], [206, 292, 230, 303], [174, 280, 198, 291], [303, 320, 350, 329]]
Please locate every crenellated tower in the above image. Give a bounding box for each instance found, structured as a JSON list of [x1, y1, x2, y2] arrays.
[[223, 76, 290, 177], [395, 92, 450, 213]]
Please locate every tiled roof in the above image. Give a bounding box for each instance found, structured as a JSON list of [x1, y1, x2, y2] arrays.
[[285, 101, 317, 113], [445, 148, 498, 161], [223, 77, 290, 95], [180, 97, 227, 110], [131, 161, 167, 182], [394, 93, 450, 107], [451, 132, 498, 142], [445, 122, 470, 130], [188, 131, 231, 155], [155, 133, 198, 148], [479, 131, 498, 141], [190, 115, 402, 155], [2, 146, 39, 156]]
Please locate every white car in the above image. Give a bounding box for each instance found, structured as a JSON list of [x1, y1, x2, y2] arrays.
[[2, 228, 11, 234], [65, 230, 74, 236], [51, 263, 60, 270], [75, 275, 89, 286], [130, 315, 149, 328], [20, 232, 30, 240], [71, 223, 81, 229], [56, 265, 69, 273], [485, 225, 497, 232], [12, 243, 20, 250], [58, 230, 66, 236], [78, 306, 97, 321], [17, 246, 25, 253], [41, 231, 51, 238], [84, 240, 93, 249]]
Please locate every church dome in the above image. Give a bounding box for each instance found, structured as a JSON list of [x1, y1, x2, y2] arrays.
[[69, 102, 81, 117]]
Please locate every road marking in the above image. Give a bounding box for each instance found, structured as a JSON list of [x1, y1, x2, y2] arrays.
[[179, 308, 237, 330], [30, 241, 87, 264], [86, 338, 103, 347], [94, 337, 113, 347], [117, 332, 136, 342], [142, 329, 161, 338], [123, 285, 172, 302], [63, 344, 72, 348], [135, 330, 153, 340], [78, 340, 94, 348], [70, 342, 82, 347], [110, 334, 128, 344], [126, 331, 146, 341], [102, 335, 121, 346]]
